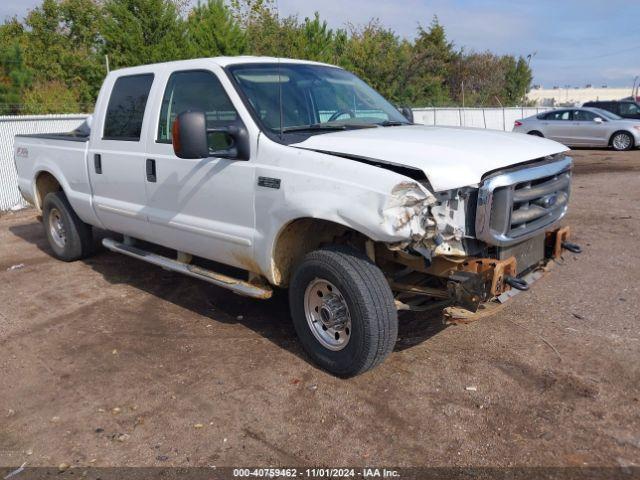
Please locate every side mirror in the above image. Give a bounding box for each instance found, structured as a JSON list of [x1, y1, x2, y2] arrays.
[[593, 117, 604, 124], [399, 106, 414, 123], [172, 110, 250, 160]]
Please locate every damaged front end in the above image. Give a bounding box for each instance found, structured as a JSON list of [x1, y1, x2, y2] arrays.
[[378, 155, 581, 322], [383, 182, 475, 259]]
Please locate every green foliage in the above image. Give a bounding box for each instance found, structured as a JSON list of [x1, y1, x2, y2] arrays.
[[22, 0, 103, 109], [503, 56, 533, 105], [338, 21, 410, 103], [186, 0, 247, 57], [101, 0, 188, 68], [0, 42, 32, 114], [1, 0, 534, 113], [23, 80, 81, 113]]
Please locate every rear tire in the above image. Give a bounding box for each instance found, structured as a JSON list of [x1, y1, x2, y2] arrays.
[[42, 191, 94, 261], [289, 245, 398, 377], [610, 131, 633, 151], [527, 130, 544, 137]]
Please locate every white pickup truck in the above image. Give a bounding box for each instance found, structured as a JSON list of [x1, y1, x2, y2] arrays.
[[14, 57, 580, 376]]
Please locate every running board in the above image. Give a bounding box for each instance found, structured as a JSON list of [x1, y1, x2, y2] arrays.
[[102, 238, 272, 299]]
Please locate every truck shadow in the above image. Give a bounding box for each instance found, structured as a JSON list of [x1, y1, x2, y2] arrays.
[[9, 221, 447, 364]]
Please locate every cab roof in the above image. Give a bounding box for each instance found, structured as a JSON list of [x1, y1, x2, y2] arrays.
[[109, 56, 337, 76]]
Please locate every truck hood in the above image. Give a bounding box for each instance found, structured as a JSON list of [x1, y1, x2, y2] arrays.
[[291, 125, 569, 191]]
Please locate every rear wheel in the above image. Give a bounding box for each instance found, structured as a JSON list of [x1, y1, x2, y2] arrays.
[[289, 245, 398, 377], [42, 191, 94, 261], [527, 130, 544, 137], [611, 131, 633, 151]]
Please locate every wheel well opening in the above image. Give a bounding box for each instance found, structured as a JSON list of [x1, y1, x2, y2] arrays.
[[35, 172, 62, 211], [271, 218, 367, 287]]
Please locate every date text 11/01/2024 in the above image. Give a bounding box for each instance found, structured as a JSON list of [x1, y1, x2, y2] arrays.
[[233, 468, 400, 478]]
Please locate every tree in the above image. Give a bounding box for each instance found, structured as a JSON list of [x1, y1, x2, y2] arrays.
[[339, 20, 409, 103], [24, 0, 103, 107], [101, 0, 188, 68], [402, 17, 454, 106], [0, 0, 537, 113], [186, 0, 247, 57], [503, 55, 532, 105], [23, 80, 80, 113], [0, 42, 32, 114]]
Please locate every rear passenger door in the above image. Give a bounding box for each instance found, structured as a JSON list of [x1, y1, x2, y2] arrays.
[[143, 69, 256, 269], [542, 110, 573, 143], [89, 73, 155, 241]]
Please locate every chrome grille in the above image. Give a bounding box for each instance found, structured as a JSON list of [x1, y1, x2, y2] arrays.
[[475, 157, 572, 247]]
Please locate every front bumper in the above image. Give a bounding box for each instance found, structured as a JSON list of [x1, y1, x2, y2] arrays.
[[442, 226, 579, 324]]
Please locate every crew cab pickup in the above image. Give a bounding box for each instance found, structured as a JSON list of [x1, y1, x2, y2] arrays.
[[14, 57, 580, 376]]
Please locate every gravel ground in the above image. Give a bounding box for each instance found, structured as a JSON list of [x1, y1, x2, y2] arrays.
[[0, 149, 639, 469]]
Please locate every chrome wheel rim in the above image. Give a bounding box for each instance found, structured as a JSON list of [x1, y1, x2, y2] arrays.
[[304, 278, 351, 351], [613, 134, 631, 150], [48, 208, 66, 249]]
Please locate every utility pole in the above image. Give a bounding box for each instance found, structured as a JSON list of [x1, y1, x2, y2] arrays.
[[105, 55, 110, 74], [524, 52, 537, 106]]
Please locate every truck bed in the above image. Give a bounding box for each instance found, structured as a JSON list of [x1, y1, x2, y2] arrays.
[[15, 132, 89, 143]]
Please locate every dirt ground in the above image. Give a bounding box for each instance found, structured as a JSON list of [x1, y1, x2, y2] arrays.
[[0, 149, 639, 469]]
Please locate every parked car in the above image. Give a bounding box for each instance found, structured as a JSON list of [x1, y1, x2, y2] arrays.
[[513, 107, 640, 151], [14, 57, 580, 376], [583, 100, 640, 120]]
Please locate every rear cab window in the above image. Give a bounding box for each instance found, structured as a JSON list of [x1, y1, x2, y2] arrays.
[[103, 74, 155, 141]]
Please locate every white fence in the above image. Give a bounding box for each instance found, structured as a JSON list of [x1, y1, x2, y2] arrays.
[[0, 114, 88, 211], [0, 108, 553, 212], [413, 107, 551, 130]]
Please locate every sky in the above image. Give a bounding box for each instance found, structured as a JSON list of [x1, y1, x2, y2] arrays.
[[1, 0, 639, 88]]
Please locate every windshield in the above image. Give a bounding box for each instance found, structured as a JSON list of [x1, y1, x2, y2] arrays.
[[589, 107, 622, 120], [227, 63, 410, 135]]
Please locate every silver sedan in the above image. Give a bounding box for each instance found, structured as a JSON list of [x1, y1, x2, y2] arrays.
[[513, 107, 640, 151]]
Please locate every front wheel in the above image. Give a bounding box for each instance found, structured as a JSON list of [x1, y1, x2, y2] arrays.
[[611, 132, 634, 151], [289, 245, 398, 377]]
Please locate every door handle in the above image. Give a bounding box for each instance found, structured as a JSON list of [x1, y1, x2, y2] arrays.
[[146, 158, 157, 182], [94, 154, 102, 174]]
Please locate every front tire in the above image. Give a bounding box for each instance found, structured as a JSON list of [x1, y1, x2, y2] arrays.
[[42, 191, 94, 261], [289, 245, 398, 377], [611, 131, 634, 151]]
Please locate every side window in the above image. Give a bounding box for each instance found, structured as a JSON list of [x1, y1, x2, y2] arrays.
[[103, 74, 154, 141], [546, 110, 571, 121], [574, 110, 596, 121], [620, 103, 640, 115], [158, 70, 239, 151]]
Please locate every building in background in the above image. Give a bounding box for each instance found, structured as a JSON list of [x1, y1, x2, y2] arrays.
[[527, 86, 637, 107]]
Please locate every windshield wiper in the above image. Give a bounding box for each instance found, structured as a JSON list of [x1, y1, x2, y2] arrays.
[[377, 120, 409, 127], [281, 123, 378, 133], [281, 124, 348, 133]]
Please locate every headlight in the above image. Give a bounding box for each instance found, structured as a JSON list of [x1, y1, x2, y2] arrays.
[[431, 187, 477, 241]]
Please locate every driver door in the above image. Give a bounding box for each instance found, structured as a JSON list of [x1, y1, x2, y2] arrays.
[[571, 109, 609, 146], [143, 69, 256, 269]]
